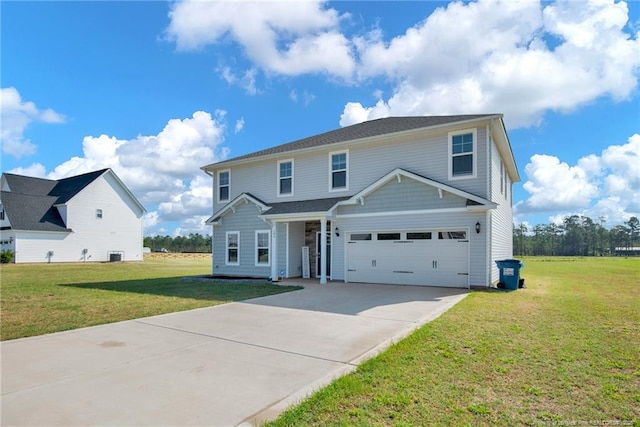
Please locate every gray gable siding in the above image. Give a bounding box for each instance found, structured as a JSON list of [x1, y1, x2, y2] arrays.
[[336, 176, 468, 216], [214, 125, 489, 208], [212, 201, 271, 278]]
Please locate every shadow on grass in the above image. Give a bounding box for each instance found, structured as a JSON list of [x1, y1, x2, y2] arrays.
[[61, 276, 303, 302]]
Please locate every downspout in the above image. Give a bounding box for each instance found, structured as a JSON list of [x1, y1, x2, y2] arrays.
[[486, 123, 493, 287]]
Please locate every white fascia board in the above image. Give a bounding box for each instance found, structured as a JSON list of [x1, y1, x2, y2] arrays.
[[100, 169, 147, 215], [329, 168, 495, 215], [490, 117, 520, 183], [208, 193, 271, 223]]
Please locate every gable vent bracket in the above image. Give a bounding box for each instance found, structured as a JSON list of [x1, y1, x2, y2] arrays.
[[395, 173, 402, 183]]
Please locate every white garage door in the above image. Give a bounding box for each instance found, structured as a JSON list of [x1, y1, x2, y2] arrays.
[[346, 230, 469, 288]]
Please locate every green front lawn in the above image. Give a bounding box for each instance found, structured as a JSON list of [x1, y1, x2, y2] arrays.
[[269, 257, 639, 425], [0, 257, 300, 340]]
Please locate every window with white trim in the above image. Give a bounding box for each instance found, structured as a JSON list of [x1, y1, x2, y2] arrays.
[[278, 160, 293, 196], [226, 231, 239, 265], [449, 129, 476, 179], [255, 230, 270, 266], [329, 150, 348, 191], [218, 170, 230, 202]]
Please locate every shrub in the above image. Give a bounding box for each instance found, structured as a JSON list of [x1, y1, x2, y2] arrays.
[[1, 249, 14, 263]]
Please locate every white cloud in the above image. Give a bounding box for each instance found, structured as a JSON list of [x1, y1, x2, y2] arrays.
[[219, 66, 260, 95], [167, 0, 355, 81], [0, 87, 66, 158], [342, 0, 640, 128], [518, 154, 599, 211], [515, 133, 640, 225], [234, 117, 245, 134], [290, 89, 316, 106], [7, 162, 47, 178], [166, 1, 639, 127], [18, 111, 228, 236]]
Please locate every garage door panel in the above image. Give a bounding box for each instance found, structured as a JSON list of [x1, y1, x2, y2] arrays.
[[346, 230, 468, 288]]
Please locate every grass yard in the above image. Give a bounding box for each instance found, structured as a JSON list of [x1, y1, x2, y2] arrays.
[[269, 257, 640, 426], [0, 257, 301, 341]]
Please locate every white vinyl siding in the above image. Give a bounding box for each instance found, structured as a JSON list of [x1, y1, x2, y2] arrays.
[[11, 173, 144, 263], [449, 129, 477, 180], [329, 150, 348, 192], [489, 136, 514, 284], [226, 231, 239, 265], [218, 170, 230, 203], [255, 230, 270, 266], [277, 159, 293, 197]]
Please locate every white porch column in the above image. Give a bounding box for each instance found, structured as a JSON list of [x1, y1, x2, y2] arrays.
[[320, 218, 327, 284], [271, 222, 279, 282]]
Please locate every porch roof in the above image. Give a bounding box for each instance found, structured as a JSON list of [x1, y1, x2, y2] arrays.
[[260, 196, 350, 219]]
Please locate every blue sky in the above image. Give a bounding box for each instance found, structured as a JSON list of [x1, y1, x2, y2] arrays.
[[2, 0, 639, 236]]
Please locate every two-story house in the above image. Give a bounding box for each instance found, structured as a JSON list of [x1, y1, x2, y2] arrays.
[[0, 168, 146, 263], [202, 115, 519, 288]]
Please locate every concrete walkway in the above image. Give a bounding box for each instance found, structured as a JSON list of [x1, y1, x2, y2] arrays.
[[1, 281, 468, 426]]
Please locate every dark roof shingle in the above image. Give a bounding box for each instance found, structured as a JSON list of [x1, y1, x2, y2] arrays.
[[1, 169, 109, 232], [262, 197, 351, 216]]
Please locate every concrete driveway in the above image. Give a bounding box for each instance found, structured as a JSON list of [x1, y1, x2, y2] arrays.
[[1, 281, 468, 426]]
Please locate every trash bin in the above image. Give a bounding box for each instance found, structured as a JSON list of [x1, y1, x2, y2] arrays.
[[495, 259, 524, 290]]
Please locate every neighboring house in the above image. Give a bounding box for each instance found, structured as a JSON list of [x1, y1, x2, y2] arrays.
[[0, 168, 146, 263], [202, 115, 520, 288]]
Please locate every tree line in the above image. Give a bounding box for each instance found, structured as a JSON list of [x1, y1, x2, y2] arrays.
[[143, 233, 211, 253], [514, 215, 639, 256]]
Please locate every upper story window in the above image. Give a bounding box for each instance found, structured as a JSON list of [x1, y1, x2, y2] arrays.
[[218, 170, 230, 203], [96, 209, 103, 219], [500, 161, 504, 194], [449, 129, 477, 180], [330, 150, 348, 191], [0, 209, 5, 221], [278, 160, 293, 196]]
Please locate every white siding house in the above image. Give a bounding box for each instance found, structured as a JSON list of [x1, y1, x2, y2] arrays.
[[202, 115, 520, 288], [0, 169, 146, 263]]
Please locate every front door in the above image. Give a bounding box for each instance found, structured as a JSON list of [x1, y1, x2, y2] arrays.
[[316, 231, 331, 278]]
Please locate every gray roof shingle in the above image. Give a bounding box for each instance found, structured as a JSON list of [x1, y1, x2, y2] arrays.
[[262, 197, 351, 216], [1, 169, 109, 232], [207, 115, 498, 167]]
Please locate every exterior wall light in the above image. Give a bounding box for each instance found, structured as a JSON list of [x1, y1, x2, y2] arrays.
[[475, 222, 481, 234], [335, 227, 340, 237]]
